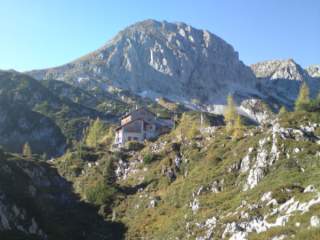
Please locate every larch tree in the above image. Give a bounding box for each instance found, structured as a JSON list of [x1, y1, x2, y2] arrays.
[[85, 118, 105, 148], [233, 115, 244, 139], [22, 142, 32, 159], [224, 94, 237, 132], [279, 106, 288, 115], [187, 122, 200, 139], [101, 127, 115, 147], [295, 82, 310, 111], [191, 98, 201, 106]]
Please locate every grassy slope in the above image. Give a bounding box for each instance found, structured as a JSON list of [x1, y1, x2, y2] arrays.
[[52, 110, 320, 239], [119, 114, 319, 239], [0, 72, 102, 154]]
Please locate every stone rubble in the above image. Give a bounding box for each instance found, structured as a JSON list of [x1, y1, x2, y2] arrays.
[[222, 190, 320, 239], [310, 216, 320, 228]]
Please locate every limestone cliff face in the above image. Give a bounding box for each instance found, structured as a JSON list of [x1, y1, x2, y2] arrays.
[[251, 59, 307, 81], [28, 19, 257, 105], [27, 20, 319, 114]]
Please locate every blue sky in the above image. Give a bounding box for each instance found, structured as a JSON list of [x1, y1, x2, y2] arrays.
[[0, 0, 319, 71]]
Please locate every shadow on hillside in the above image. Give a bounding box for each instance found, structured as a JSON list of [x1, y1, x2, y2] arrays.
[[0, 157, 127, 240]]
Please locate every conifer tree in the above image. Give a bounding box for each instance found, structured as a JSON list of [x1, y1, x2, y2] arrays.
[[22, 142, 32, 159], [102, 127, 115, 147], [279, 106, 287, 115], [86, 118, 105, 148], [187, 122, 200, 139], [233, 115, 244, 139], [191, 98, 200, 106], [295, 82, 310, 111], [224, 94, 237, 132]]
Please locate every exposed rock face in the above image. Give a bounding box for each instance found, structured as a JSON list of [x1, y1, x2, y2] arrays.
[[115, 158, 142, 180], [306, 64, 320, 78], [26, 20, 320, 117], [190, 198, 200, 214], [25, 20, 320, 122], [240, 99, 275, 124], [243, 138, 270, 191], [251, 59, 307, 81], [251, 59, 320, 105], [310, 216, 320, 228], [28, 19, 257, 105], [195, 216, 217, 240], [220, 187, 320, 240], [243, 122, 281, 191]]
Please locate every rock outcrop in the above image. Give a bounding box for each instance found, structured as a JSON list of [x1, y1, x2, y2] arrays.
[[251, 59, 320, 106], [240, 98, 275, 124], [306, 64, 320, 78]]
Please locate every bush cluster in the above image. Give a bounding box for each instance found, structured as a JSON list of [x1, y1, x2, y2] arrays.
[[143, 153, 156, 164], [85, 181, 115, 206], [126, 141, 144, 151]]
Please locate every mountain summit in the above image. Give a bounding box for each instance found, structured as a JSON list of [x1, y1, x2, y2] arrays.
[[28, 19, 257, 105], [27, 20, 319, 111]]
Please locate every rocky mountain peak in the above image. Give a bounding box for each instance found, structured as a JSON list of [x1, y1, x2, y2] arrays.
[[26, 20, 319, 112], [306, 64, 320, 78], [250, 59, 320, 105], [250, 59, 308, 81], [27, 19, 257, 105]]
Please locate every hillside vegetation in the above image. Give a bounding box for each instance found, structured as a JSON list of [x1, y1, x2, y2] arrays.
[[1, 70, 320, 239], [0, 71, 172, 156], [0, 148, 125, 240], [50, 98, 320, 239]]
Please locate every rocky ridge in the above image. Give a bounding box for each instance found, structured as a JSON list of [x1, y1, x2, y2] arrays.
[[26, 20, 320, 123], [251, 59, 320, 105], [27, 20, 258, 105]]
